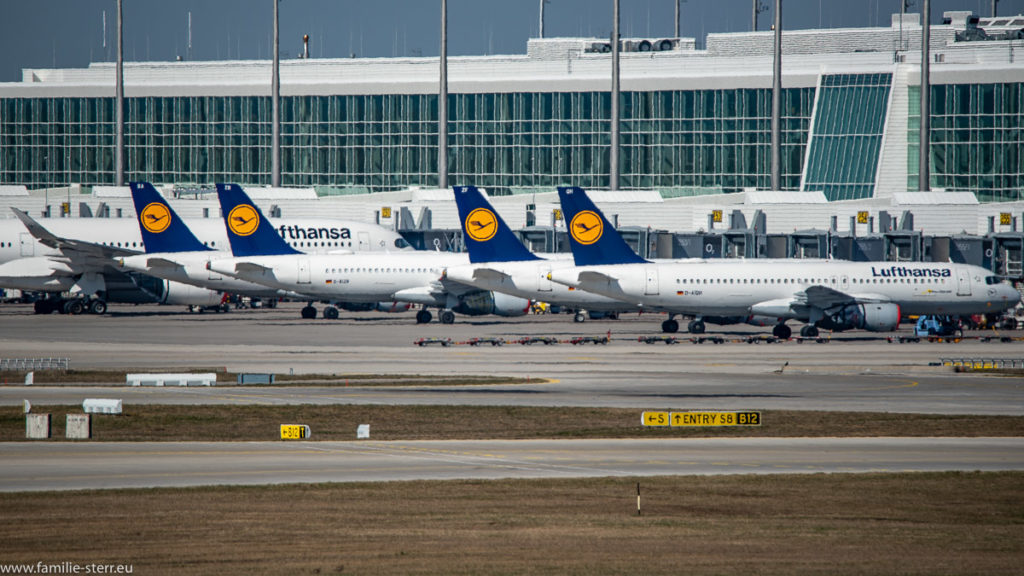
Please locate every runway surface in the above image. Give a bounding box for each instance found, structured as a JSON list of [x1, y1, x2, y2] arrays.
[[3, 437, 1022, 492]]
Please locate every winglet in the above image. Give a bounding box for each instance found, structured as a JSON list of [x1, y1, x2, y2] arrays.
[[215, 183, 300, 256], [453, 185, 539, 263], [10, 207, 61, 249], [129, 182, 211, 253], [556, 187, 647, 266]]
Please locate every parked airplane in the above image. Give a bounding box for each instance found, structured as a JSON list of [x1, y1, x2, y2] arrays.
[[443, 185, 640, 322], [207, 183, 530, 322], [116, 182, 403, 307], [549, 187, 1021, 338], [1, 208, 222, 314], [0, 183, 413, 315]]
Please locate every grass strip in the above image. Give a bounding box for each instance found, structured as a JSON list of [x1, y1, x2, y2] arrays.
[[0, 472, 1021, 575], [3, 405, 1023, 442]]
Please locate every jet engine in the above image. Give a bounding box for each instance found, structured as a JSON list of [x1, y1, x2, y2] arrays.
[[453, 291, 530, 317], [818, 303, 900, 332]]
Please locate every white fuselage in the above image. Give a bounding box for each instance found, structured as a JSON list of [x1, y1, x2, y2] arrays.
[[551, 260, 1020, 318], [0, 216, 408, 298], [444, 255, 638, 311], [209, 251, 470, 304]]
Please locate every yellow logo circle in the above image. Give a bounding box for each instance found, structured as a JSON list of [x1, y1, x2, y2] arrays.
[[227, 205, 260, 237], [464, 208, 498, 242], [140, 202, 171, 234], [570, 211, 603, 245]]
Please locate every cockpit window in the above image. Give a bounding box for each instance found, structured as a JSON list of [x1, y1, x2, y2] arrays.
[[985, 276, 1000, 285], [394, 238, 411, 249]]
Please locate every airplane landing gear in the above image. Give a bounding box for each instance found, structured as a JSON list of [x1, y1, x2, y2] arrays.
[[323, 306, 339, 320], [300, 304, 317, 319], [440, 310, 456, 324], [416, 309, 433, 324], [799, 325, 820, 338], [772, 323, 792, 339], [573, 311, 587, 323], [687, 320, 706, 334], [661, 319, 679, 333]]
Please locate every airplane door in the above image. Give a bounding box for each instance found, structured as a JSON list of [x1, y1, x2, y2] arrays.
[[539, 264, 552, 292], [19, 233, 33, 257], [207, 261, 222, 281], [358, 232, 370, 251], [645, 267, 659, 295], [297, 259, 311, 284], [956, 268, 971, 296]]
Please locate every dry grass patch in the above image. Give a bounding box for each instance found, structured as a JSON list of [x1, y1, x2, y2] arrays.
[[0, 472, 1021, 575], [2, 405, 1023, 441]]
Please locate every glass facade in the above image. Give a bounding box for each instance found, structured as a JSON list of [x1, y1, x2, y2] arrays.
[[0, 88, 813, 193], [908, 82, 1024, 202], [803, 73, 892, 201]]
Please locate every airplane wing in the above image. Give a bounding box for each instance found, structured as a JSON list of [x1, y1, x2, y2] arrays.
[[11, 207, 140, 270], [802, 285, 892, 309]]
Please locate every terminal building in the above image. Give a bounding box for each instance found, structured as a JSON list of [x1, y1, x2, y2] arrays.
[[1, 10, 1023, 274]]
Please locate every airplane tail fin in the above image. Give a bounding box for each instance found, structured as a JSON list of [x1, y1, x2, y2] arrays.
[[129, 182, 211, 253], [453, 185, 539, 263], [556, 187, 647, 266], [215, 183, 300, 256]]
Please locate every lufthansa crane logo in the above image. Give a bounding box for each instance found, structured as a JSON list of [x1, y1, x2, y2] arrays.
[[140, 202, 171, 234], [464, 208, 498, 242], [570, 210, 603, 245], [227, 204, 260, 237]]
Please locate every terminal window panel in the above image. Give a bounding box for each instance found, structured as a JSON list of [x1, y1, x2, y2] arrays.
[[2, 87, 813, 192], [908, 82, 1024, 202], [802, 73, 892, 201]]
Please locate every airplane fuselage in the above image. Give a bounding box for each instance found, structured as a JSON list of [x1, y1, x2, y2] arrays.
[[553, 260, 1020, 319]]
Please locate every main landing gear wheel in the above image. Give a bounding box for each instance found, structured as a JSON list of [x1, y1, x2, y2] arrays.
[[687, 320, 706, 334], [661, 319, 679, 333], [300, 305, 317, 319], [88, 300, 107, 315], [574, 312, 586, 323], [799, 325, 819, 338], [440, 310, 456, 324], [323, 306, 339, 320], [772, 324, 792, 339], [64, 300, 85, 315], [416, 310, 433, 324]]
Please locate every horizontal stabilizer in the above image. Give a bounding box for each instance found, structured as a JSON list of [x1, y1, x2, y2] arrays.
[[144, 257, 186, 270], [233, 261, 275, 274]]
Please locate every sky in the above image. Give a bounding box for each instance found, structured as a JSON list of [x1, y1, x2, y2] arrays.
[[1, 0, 1022, 82]]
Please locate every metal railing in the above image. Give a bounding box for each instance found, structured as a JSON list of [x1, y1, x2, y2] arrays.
[[0, 357, 69, 371]]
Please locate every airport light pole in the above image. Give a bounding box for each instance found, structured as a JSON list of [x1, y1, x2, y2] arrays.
[[610, 0, 620, 191], [271, 0, 281, 188], [919, 0, 930, 191], [539, 0, 547, 39], [439, 0, 449, 190], [114, 0, 124, 187], [770, 0, 781, 191]]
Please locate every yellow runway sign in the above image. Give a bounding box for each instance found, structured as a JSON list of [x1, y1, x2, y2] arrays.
[[642, 411, 762, 427]]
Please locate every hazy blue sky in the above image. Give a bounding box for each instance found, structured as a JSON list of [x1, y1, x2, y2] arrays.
[[1, 1, 1021, 82]]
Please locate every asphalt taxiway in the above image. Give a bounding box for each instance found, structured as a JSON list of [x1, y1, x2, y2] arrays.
[[2, 303, 1022, 491], [3, 437, 1022, 492]]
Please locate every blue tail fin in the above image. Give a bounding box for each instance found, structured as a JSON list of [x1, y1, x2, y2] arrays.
[[556, 186, 647, 266], [129, 182, 211, 253], [215, 183, 300, 257], [453, 186, 539, 263]]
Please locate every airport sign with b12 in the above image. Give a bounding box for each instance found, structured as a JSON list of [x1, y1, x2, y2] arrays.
[[642, 411, 762, 427]]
